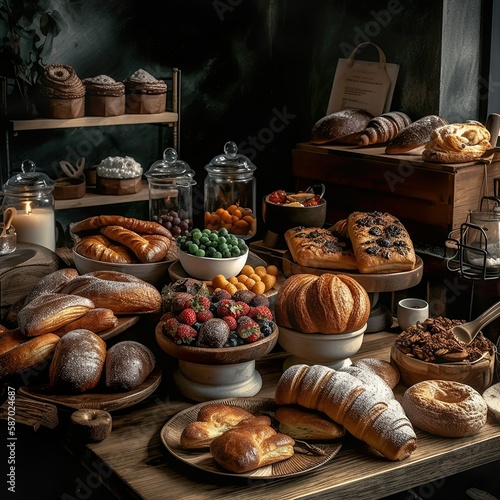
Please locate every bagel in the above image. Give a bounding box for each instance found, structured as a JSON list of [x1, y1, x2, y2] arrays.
[[402, 380, 488, 437]]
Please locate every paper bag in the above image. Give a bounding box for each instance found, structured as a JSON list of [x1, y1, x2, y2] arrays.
[[327, 42, 399, 117]]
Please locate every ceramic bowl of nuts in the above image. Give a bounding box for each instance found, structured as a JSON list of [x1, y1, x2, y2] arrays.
[[390, 316, 497, 392]]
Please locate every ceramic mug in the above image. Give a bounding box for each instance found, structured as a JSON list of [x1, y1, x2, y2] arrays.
[[397, 298, 429, 331]]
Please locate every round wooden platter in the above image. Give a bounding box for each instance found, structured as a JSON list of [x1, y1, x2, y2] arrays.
[[282, 251, 423, 293], [160, 397, 342, 479], [168, 252, 285, 298], [18, 366, 162, 412]]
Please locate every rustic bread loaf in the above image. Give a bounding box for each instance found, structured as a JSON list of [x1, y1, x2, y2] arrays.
[[310, 109, 373, 144], [274, 273, 370, 334]]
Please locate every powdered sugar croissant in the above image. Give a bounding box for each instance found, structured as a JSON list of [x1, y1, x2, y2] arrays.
[[357, 111, 412, 146]]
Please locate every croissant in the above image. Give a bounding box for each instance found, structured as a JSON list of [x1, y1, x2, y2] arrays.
[[100, 225, 171, 263], [71, 215, 172, 238], [357, 111, 412, 146], [74, 234, 137, 263], [275, 364, 417, 461]]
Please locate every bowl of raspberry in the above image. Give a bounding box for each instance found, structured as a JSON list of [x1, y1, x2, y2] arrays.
[[155, 286, 278, 401]]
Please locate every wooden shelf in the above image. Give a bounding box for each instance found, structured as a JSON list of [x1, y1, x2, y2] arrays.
[[11, 112, 178, 132], [54, 180, 149, 210]]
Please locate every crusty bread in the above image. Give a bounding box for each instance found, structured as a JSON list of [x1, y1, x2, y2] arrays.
[[347, 211, 416, 273], [49, 329, 106, 393], [210, 424, 295, 473], [52, 308, 118, 336], [310, 109, 373, 145], [180, 404, 272, 449], [284, 226, 358, 271], [357, 112, 412, 146], [75, 234, 137, 263], [274, 273, 370, 334], [275, 405, 345, 440], [385, 115, 448, 154], [71, 215, 172, 237], [422, 121, 492, 163]]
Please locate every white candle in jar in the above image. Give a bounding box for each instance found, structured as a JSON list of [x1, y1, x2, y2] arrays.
[[12, 201, 56, 251]]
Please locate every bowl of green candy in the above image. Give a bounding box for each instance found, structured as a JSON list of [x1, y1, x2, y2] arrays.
[[176, 228, 249, 280]]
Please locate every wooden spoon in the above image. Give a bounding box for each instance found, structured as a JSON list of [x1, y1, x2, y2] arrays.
[[451, 301, 500, 345], [1, 207, 17, 237]]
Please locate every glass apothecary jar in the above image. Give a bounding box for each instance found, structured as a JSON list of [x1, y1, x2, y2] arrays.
[[204, 141, 257, 239], [2, 160, 56, 251], [144, 148, 196, 236]]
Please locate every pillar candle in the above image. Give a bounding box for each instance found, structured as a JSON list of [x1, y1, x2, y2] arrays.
[[12, 202, 55, 251]]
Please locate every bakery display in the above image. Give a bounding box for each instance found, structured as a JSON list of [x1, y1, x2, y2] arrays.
[[422, 121, 492, 163], [39, 63, 86, 118], [83, 74, 125, 116], [275, 364, 417, 461], [95, 156, 143, 195], [310, 109, 374, 144], [385, 115, 448, 154], [402, 380, 488, 437], [274, 273, 370, 334], [124, 68, 167, 114]]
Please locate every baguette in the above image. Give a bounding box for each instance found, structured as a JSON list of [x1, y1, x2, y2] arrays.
[[275, 364, 417, 461], [52, 308, 118, 336], [71, 215, 172, 237]]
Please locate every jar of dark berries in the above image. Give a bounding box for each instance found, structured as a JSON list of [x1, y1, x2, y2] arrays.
[[204, 141, 257, 239], [145, 148, 196, 236]]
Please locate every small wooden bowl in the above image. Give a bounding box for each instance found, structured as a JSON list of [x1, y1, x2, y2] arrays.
[[155, 322, 278, 365], [390, 340, 496, 393], [53, 177, 86, 200]]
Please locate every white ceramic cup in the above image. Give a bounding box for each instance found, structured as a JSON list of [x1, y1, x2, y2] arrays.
[[397, 298, 429, 331]]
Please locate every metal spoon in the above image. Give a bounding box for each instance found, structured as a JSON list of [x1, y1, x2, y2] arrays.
[[451, 301, 500, 344]]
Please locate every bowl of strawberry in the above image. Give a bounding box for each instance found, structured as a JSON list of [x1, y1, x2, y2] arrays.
[[155, 285, 278, 401]]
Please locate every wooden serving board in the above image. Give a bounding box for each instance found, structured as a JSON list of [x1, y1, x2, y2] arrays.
[[18, 366, 162, 412], [283, 251, 424, 293], [98, 315, 140, 341]]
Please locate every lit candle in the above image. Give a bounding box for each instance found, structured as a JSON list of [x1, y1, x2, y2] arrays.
[[12, 201, 56, 251]]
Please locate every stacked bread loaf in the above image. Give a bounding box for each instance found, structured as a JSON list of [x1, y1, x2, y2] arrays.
[[275, 363, 417, 461]]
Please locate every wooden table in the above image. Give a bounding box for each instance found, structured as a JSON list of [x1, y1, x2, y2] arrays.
[[79, 331, 500, 500]]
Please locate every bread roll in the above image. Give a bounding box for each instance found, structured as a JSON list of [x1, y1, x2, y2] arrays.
[[347, 211, 416, 273], [180, 404, 271, 449], [60, 271, 162, 315], [275, 364, 417, 461], [17, 293, 95, 337], [310, 109, 373, 145], [274, 405, 345, 440], [0, 333, 60, 377], [105, 340, 155, 390], [74, 234, 137, 263], [52, 308, 118, 336], [274, 273, 370, 334], [49, 329, 106, 393], [210, 424, 295, 473], [422, 121, 492, 163], [385, 115, 448, 154]]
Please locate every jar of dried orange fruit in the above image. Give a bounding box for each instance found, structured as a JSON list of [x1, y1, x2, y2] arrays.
[[204, 141, 257, 239]]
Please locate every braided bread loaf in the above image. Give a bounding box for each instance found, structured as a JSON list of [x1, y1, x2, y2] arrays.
[[275, 364, 417, 460], [357, 111, 412, 146]]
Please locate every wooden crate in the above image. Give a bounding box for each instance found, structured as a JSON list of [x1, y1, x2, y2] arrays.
[[291, 143, 500, 244]]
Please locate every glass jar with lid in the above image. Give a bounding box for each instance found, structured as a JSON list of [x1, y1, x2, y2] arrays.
[[204, 141, 257, 239], [2, 159, 56, 251], [144, 148, 196, 236]]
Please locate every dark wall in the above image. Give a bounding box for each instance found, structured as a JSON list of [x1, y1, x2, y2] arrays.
[[2, 0, 492, 234]]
